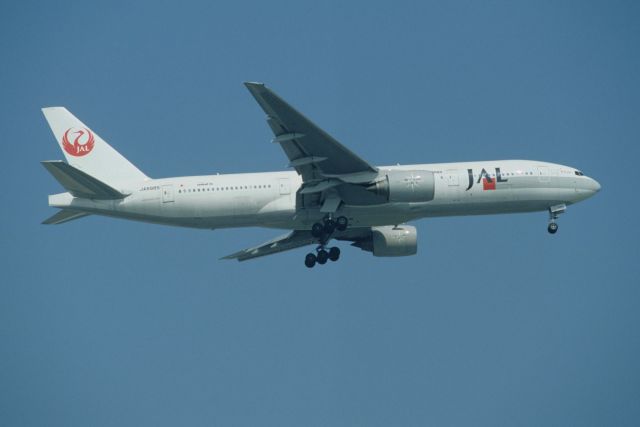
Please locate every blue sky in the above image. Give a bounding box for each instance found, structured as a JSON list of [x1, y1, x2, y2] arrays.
[[1, 1, 639, 425]]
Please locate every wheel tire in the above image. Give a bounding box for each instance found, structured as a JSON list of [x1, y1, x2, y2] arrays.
[[304, 253, 317, 268], [548, 223, 558, 234], [336, 216, 348, 231], [311, 223, 324, 238], [324, 220, 336, 234], [328, 247, 340, 262], [317, 249, 329, 265]]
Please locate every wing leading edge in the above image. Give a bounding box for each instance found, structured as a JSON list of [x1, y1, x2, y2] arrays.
[[243, 82, 378, 182]]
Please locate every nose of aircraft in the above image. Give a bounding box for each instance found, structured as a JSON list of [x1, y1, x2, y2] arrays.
[[573, 176, 600, 202], [577, 177, 601, 200]]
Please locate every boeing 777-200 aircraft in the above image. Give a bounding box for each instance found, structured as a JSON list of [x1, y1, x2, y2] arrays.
[[41, 83, 600, 267]]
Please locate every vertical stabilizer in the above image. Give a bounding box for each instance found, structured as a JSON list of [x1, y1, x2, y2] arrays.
[[42, 107, 148, 188]]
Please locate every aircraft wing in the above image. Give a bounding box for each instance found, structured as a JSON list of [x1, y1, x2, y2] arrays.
[[244, 82, 378, 182], [222, 227, 374, 262], [222, 230, 318, 262]]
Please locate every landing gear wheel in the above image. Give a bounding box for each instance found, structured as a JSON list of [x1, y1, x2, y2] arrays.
[[316, 249, 329, 265], [336, 216, 348, 231], [547, 205, 564, 235], [323, 219, 336, 234], [311, 223, 324, 238], [328, 247, 341, 262], [304, 253, 317, 268]]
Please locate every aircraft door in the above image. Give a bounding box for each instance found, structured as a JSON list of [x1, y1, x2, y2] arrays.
[[279, 178, 291, 195], [162, 184, 174, 203], [537, 167, 550, 183], [444, 169, 462, 202], [445, 170, 459, 186]]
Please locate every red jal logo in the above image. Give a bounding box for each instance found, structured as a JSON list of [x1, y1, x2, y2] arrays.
[[62, 127, 95, 157]]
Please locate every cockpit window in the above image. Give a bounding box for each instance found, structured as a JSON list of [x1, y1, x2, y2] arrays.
[[575, 170, 584, 176]]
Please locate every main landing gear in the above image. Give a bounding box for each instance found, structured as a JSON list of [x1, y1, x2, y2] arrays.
[[310, 215, 348, 238], [305, 216, 348, 268], [547, 204, 566, 234], [305, 246, 340, 268]]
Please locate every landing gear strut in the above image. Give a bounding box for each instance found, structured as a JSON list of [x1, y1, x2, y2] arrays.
[[547, 204, 565, 234], [305, 216, 348, 268]]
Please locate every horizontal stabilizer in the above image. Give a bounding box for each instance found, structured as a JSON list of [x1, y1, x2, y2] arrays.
[[42, 209, 91, 225], [42, 161, 127, 200]]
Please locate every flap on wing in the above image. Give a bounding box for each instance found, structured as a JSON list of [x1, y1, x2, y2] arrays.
[[222, 230, 318, 262], [320, 190, 342, 213], [42, 161, 127, 200], [244, 82, 377, 181]]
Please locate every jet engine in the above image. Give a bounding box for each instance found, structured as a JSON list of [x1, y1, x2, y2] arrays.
[[351, 225, 418, 257], [367, 170, 435, 202]]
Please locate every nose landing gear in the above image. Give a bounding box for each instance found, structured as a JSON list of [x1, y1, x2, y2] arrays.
[[547, 204, 566, 234]]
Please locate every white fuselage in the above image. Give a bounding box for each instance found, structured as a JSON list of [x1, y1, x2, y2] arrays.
[[49, 160, 600, 230]]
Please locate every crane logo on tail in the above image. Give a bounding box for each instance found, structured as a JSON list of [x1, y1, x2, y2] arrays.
[[62, 127, 95, 157]]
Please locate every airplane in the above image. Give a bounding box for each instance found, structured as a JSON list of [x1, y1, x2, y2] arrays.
[[41, 82, 601, 267]]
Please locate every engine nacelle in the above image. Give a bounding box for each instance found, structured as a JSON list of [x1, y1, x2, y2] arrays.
[[367, 170, 435, 202], [372, 225, 417, 257], [349, 225, 417, 257]]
